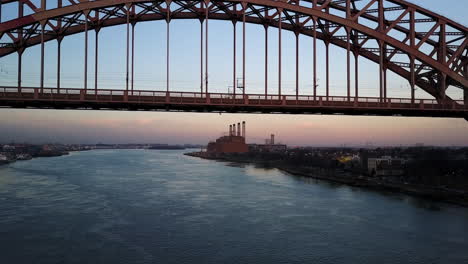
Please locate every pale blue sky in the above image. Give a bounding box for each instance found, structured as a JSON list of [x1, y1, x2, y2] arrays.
[[0, 0, 466, 97], [0, 0, 467, 145]]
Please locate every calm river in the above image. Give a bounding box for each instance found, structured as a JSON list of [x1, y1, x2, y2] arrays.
[[0, 149, 467, 264]]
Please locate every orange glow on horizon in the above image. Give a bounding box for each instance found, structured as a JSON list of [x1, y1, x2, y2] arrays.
[[0, 109, 467, 146]]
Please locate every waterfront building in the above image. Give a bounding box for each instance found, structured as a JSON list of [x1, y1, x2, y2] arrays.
[[16, 153, 32, 160], [248, 143, 287, 153], [207, 122, 248, 154], [0, 152, 15, 164], [248, 134, 287, 153], [2, 145, 15, 152], [0, 153, 8, 164], [368, 156, 404, 176]]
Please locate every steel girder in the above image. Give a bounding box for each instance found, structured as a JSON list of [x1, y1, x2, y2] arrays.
[[0, 0, 467, 100]]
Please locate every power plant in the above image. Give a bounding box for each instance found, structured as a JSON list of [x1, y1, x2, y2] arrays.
[[207, 121, 248, 153]]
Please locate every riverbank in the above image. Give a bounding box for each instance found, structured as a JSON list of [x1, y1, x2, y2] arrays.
[[185, 151, 468, 207], [0, 150, 77, 167]]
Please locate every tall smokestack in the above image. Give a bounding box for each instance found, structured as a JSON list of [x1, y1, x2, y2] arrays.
[[242, 121, 246, 138], [237, 123, 241, 136], [229, 125, 232, 136], [271, 134, 275, 145], [232, 124, 236, 136]]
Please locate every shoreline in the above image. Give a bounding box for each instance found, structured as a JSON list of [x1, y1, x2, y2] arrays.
[[0, 151, 79, 167], [185, 152, 468, 207]]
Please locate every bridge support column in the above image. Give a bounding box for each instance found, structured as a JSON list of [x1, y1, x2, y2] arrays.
[[409, 8, 416, 105], [244, 94, 249, 105], [264, 24, 268, 99], [124, 90, 128, 102], [94, 26, 100, 93], [34, 88, 39, 99], [126, 4, 130, 93], [295, 31, 299, 100], [206, 93, 210, 104], [378, 40, 386, 103], [324, 6, 330, 101], [204, 0, 209, 94], [242, 2, 246, 96], [354, 52, 359, 99], [57, 37, 62, 93], [313, 17, 317, 100], [40, 21, 45, 94], [346, 2, 351, 102], [17, 50, 23, 94], [410, 56, 416, 104], [233, 20, 236, 97], [200, 19, 203, 94], [346, 27, 351, 101], [15, 1, 23, 93], [166, 1, 171, 93], [80, 89, 85, 101], [55, 1, 62, 94], [383, 68, 387, 102], [278, 8, 282, 97], [325, 41, 329, 101], [84, 10, 89, 93], [131, 22, 135, 94]]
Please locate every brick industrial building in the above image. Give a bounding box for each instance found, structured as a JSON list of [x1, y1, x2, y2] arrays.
[[207, 122, 248, 154]]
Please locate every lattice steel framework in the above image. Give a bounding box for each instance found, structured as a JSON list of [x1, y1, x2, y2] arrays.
[[0, 0, 467, 107]]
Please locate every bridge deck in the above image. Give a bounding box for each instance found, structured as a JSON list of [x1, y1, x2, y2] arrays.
[[1, 87, 467, 118]]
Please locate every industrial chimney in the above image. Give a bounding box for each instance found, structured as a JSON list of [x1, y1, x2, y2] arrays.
[[237, 123, 241, 136], [271, 134, 275, 145], [242, 121, 246, 139], [229, 125, 233, 136], [232, 124, 236, 136]]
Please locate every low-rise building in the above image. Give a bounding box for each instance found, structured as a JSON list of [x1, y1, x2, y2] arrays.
[[2, 145, 15, 152], [368, 156, 404, 176], [248, 143, 287, 153], [248, 133, 287, 153], [0, 153, 9, 164]]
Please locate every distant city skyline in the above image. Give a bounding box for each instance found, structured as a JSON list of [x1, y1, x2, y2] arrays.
[[1, 109, 468, 146], [0, 0, 467, 146]]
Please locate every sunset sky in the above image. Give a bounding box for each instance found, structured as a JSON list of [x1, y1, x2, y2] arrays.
[[0, 0, 467, 146]]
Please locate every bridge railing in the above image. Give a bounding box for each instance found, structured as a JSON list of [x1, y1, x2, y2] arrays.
[[0, 86, 466, 111]]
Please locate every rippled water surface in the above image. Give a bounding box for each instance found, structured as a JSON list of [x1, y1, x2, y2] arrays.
[[0, 149, 467, 264]]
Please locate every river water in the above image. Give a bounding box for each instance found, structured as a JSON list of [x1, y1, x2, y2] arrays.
[[0, 149, 467, 264]]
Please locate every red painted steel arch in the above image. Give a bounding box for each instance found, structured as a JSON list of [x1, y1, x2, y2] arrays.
[[0, 0, 467, 100]]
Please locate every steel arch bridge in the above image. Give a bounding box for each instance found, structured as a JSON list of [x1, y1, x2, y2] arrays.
[[0, 0, 467, 119]]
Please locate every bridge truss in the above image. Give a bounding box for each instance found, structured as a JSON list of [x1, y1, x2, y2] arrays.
[[0, 0, 467, 118]]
